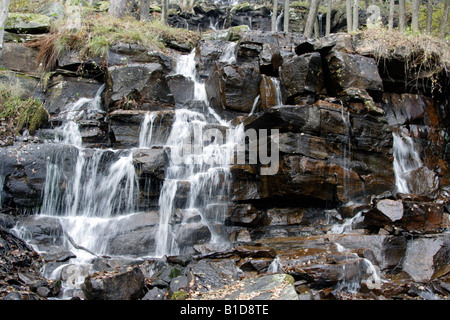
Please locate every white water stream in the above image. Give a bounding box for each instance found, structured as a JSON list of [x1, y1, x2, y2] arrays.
[[154, 46, 243, 256], [392, 129, 423, 194]]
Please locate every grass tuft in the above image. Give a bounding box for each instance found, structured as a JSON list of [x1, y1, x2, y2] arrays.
[[26, 12, 200, 71]]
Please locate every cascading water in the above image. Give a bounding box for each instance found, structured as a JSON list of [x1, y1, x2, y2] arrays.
[[139, 112, 157, 148], [0, 173, 4, 209], [39, 85, 139, 256], [392, 129, 423, 194], [340, 102, 351, 200], [334, 242, 383, 293], [154, 46, 242, 257], [219, 42, 237, 64]]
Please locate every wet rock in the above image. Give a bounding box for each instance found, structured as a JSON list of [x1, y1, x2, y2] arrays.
[[235, 245, 276, 259], [107, 110, 174, 149], [82, 266, 145, 300], [382, 93, 430, 126], [45, 75, 103, 115], [205, 63, 261, 115], [261, 155, 361, 204], [190, 259, 242, 291], [132, 148, 168, 180], [238, 257, 273, 273], [169, 275, 189, 294], [244, 105, 321, 135], [260, 75, 282, 109], [402, 235, 448, 282], [238, 30, 307, 58], [225, 203, 266, 227], [15, 216, 64, 247], [0, 143, 79, 209], [279, 52, 324, 103], [166, 74, 195, 106], [367, 199, 404, 224], [104, 63, 173, 109], [328, 234, 408, 270], [105, 212, 159, 256], [401, 201, 446, 233], [193, 243, 235, 259], [108, 43, 173, 70], [403, 167, 439, 198], [350, 113, 392, 153], [195, 40, 237, 80], [432, 236, 450, 279], [175, 222, 211, 246], [325, 51, 383, 97], [273, 239, 368, 289], [277, 132, 329, 160]]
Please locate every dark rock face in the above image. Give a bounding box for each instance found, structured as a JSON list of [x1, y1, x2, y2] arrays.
[[0, 43, 41, 74], [239, 101, 395, 205], [45, 75, 104, 115], [0, 143, 78, 209], [105, 63, 174, 109], [280, 53, 324, 103], [365, 199, 447, 234], [325, 51, 383, 97], [195, 40, 237, 80], [106, 110, 174, 149], [205, 63, 261, 116], [82, 266, 145, 300]]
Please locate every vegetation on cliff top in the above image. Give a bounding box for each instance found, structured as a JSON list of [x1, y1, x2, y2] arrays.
[[27, 11, 200, 71], [357, 27, 449, 77]]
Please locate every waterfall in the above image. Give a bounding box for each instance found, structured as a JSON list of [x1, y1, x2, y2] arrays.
[[39, 85, 139, 256], [139, 112, 157, 148], [249, 95, 260, 115], [276, 10, 284, 32], [219, 42, 237, 64], [340, 102, 351, 201], [0, 173, 4, 209], [318, 14, 324, 37], [154, 50, 242, 257], [334, 242, 383, 292], [330, 210, 364, 234], [393, 129, 422, 194]]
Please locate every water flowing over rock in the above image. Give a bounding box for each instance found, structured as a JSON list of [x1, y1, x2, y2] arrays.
[[1, 12, 449, 301]]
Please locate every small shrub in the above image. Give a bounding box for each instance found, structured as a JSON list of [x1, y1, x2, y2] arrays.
[[0, 84, 49, 137]]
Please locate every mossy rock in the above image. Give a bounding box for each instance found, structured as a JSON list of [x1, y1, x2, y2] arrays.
[[171, 291, 188, 300], [5, 13, 51, 34], [231, 1, 253, 13]]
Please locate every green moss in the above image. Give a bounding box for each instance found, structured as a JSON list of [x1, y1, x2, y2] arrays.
[[169, 268, 181, 279], [290, 1, 309, 8], [9, 0, 52, 13], [6, 12, 51, 26], [171, 291, 188, 300], [231, 1, 252, 12], [0, 86, 49, 136]]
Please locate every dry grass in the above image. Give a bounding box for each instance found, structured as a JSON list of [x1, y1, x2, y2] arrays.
[[27, 12, 201, 71], [356, 27, 450, 73]]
